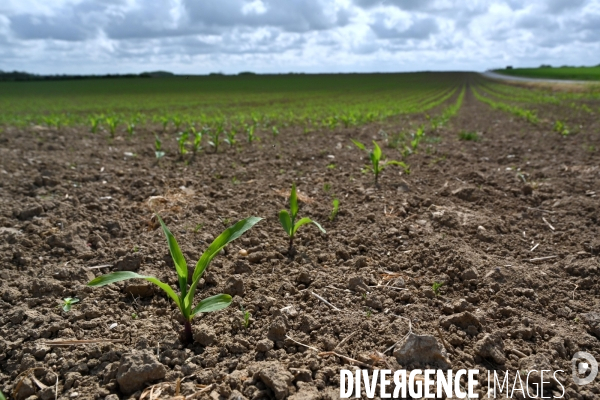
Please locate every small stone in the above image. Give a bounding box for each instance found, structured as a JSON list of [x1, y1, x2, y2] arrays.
[[238, 249, 248, 257]]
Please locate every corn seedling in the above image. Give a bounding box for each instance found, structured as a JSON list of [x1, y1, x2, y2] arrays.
[[554, 120, 570, 136], [126, 122, 136, 137], [177, 131, 189, 156], [155, 135, 165, 160], [172, 115, 183, 131], [432, 281, 444, 296], [225, 127, 237, 146], [272, 126, 280, 137], [323, 183, 331, 193], [279, 183, 325, 255], [191, 127, 203, 153], [241, 305, 251, 329], [458, 131, 479, 141], [105, 116, 120, 139], [208, 121, 223, 153], [246, 124, 258, 143], [351, 139, 409, 184], [89, 115, 102, 134], [158, 115, 170, 131], [58, 297, 79, 312], [329, 198, 339, 221], [88, 215, 262, 343], [410, 126, 425, 151]]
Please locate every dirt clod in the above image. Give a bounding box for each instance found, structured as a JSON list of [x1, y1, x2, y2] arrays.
[[393, 333, 450, 369], [257, 362, 295, 400], [116, 349, 166, 394], [474, 333, 506, 364]]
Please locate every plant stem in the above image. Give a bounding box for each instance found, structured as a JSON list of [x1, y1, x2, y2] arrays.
[[184, 321, 193, 344], [288, 236, 294, 257]]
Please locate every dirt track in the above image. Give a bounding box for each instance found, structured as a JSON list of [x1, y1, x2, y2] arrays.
[[1, 83, 599, 399]]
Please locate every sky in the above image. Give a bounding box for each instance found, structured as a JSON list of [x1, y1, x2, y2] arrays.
[[0, 0, 598, 75]]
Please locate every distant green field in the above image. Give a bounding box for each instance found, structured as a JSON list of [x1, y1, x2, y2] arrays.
[[494, 66, 600, 81], [0, 72, 465, 130]]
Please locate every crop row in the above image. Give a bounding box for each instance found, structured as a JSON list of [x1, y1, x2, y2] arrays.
[[472, 86, 539, 124]]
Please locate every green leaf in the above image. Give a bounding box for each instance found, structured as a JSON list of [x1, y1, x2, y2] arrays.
[[157, 215, 188, 298], [88, 271, 181, 309], [185, 217, 262, 310], [292, 217, 326, 236], [385, 160, 408, 167], [0, 389, 5, 400], [351, 139, 366, 151], [289, 183, 298, 220], [191, 294, 232, 316], [372, 141, 382, 160], [311, 220, 326, 234], [279, 210, 293, 237]]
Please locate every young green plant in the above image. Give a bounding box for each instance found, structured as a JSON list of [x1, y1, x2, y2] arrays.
[[278, 183, 325, 255], [58, 297, 79, 312], [155, 135, 165, 160], [177, 131, 189, 156], [241, 305, 251, 329], [224, 126, 237, 146], [191, 127, 203, 154], [351, 139, 409, 184], [88, 215, 262, 343], [329, 198, 339, 221], [105, 116, 120, 139]]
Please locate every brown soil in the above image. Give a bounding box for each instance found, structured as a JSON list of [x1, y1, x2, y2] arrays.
[[1, 85, 599, 400]]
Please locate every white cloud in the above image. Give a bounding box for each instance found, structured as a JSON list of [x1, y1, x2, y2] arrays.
[[0, 0, 598, 74]]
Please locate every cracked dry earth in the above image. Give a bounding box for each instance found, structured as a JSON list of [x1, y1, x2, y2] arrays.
[[1, 86, 600, 400]]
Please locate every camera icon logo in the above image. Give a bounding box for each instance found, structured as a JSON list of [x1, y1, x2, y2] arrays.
[[572, 351, 598, 386]]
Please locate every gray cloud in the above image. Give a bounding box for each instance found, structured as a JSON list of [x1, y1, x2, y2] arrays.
[[545, 0, 588, 13], [353, 0, 435, 11], [0, 0, 599, 74], [370, 15, 439, 39]]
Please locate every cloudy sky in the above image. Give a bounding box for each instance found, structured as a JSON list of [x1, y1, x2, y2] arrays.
[[0, 0, 598, 75]]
